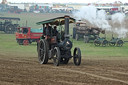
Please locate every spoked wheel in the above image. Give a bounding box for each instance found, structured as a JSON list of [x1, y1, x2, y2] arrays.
[[109, 42, 115, 46], [5, 24, 15, 34], [102, 40, 108, 47], [53, 47, 61, 66], [23, 40, 29, 45], [94, 40, 101, 46], [116, 40, 123, 47], [73, 47, 81, 66], [38, 39, 48, 64], [60, 58, 69, 64]]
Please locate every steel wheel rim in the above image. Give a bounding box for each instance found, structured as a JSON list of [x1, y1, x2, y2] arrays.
[[39, 42, 45, 61], [23, 40, 29, 45], [74, 50, 80, 64], [6, 25, 15, 34]]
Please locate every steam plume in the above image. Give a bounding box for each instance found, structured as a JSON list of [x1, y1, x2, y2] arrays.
[[73, 5, 128, 38]]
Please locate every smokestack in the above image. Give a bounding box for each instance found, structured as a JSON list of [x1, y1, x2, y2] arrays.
[[64, 15, 69, 38]]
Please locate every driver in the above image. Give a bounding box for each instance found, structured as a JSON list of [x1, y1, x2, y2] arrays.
[[52, 26, 58, 36], [43, 23, 52, 49]]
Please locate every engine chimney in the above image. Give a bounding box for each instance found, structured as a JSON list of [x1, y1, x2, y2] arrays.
[[64, 15, 69, 38]]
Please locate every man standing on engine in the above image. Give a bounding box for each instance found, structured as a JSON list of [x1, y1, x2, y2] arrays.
[[43, 23, 52, 37]]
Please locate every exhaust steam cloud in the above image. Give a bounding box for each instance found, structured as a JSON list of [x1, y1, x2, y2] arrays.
[[73, 5, 128, 38]]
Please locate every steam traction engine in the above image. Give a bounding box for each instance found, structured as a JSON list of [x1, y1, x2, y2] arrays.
[[0, 17, 20, 33], [73, 21, 105, 43], [37, 16, 81, 66]]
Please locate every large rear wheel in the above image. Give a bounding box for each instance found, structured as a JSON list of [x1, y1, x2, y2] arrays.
[[53, 47, 61, 66], [38, 39, 48, 64], [5, 24, 16, 34], [73, 47, 81, 66]]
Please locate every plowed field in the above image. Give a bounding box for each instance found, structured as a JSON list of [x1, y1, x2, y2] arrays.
[[0, 54, 128, 85]]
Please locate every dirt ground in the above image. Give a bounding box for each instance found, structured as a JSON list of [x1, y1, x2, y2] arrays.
[[0, 54, 128, 85]]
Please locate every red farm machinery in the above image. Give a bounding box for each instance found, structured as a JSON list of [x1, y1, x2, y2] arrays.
[[16, 27, 43, 45]]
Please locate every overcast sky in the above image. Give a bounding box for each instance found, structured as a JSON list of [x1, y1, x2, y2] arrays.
[[4, 0, 128, 3]]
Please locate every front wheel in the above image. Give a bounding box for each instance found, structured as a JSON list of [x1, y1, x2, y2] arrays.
[[73, 47, 81, 66], [53, 47, 61, 66]]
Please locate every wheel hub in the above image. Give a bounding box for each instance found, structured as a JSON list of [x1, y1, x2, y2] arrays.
[[23, 40, 29, 45]]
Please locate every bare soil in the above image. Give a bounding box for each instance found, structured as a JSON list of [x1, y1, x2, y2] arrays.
[[0, 54, 128, 85]]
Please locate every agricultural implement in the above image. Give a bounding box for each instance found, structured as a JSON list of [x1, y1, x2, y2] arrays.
[[109, 37, 123, 47], [94, 35, 124, 47], [15, 27, 43, 45], [37, 15, 81, 66], [0, 17, 20, 33], [94, 36, 108, 47], [73, 21, 105, 43]]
